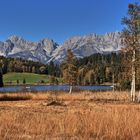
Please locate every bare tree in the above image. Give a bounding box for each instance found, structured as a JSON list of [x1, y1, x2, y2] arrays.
[[122, 3, 140, 101]]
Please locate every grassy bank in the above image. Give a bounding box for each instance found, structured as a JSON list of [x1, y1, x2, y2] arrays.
[[0, 91, 140, 139], [3, 72, 60, 85]]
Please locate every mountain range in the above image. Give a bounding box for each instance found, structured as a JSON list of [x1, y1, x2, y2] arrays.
[[0, 32, 123, 64]]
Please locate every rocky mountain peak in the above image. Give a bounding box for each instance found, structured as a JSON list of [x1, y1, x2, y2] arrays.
[[8, 35, 22, 42], [39, 38, 58, 51], [0, 32, 124, 64]]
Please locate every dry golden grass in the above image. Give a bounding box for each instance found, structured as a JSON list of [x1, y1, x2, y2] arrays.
[[0, 93, 32, 101], [0, 91, 140, 140]]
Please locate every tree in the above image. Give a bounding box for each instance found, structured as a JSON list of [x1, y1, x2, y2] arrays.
[[122, 3, 140, 101], [90, 72, 96, 85], [39, 66, 47, 74], [23, 78, 26, 85], [48, 61, 55, 76], [49, 75, 56, 85], [61, 49, 78, 93], [0, 70, 4, 87], [32, 66, 36, 73], [8, 61, 15, 72], [0, 60, 4, 87], [17, 79, 19, 85]]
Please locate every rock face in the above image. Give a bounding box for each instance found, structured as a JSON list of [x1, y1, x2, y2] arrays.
[[49, 32, 123, 63], [0, 32, 123, 64], [0, 35, 58, 63]]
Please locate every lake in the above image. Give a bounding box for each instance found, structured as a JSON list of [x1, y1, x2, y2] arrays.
[[0, 85, 113, 93]]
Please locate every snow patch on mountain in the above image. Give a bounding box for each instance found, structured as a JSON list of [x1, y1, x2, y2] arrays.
[[50, 32, 123, 63], [0, 32, 123, 64]]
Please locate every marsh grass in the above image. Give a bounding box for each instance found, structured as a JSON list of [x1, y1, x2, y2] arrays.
[[0, 91, 140, 139]]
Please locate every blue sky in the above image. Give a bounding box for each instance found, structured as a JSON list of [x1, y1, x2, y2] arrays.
[[0, 0, 138, 44]]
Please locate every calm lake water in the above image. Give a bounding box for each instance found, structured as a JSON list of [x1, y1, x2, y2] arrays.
[[0, 85, 113, 93]]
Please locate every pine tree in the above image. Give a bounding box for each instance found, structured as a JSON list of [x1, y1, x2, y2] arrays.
[[0, 71, 4, 87], [61, 49, 78, 93], [17, 79, 19, 85], [0, 60, 4, 87], [23, 78, 26, 85], [122, 3, 140, 101]]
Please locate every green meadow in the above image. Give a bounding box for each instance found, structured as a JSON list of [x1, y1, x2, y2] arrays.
[[3, 73, 51, 85]]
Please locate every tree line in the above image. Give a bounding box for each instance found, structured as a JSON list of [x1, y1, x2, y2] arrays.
[[0, 56, 60, 76], [61, 49, 140, 92]]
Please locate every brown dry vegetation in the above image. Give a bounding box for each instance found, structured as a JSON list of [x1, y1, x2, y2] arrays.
[[0, 91, 140, 140]]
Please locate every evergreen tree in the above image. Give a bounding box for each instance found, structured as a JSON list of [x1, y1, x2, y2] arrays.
[[48, 61, 55, 76], [23, 78, 26, 85], [0, 71, 4, 87], [17, 79, 19, 85], [0, 61, 4, 87]]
